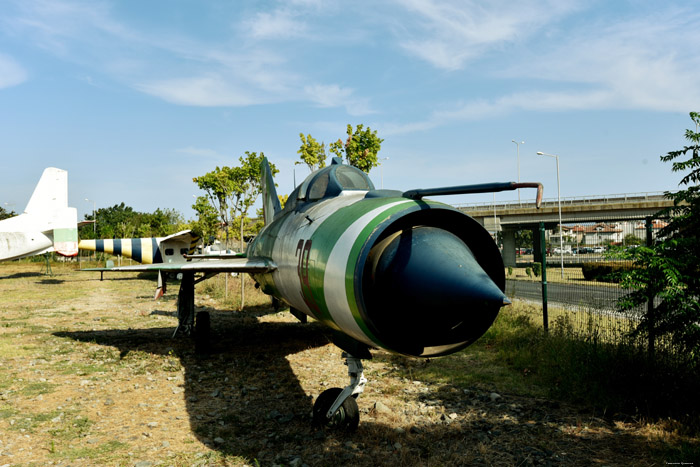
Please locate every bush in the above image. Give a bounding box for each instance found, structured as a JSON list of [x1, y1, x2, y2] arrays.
[[582, 261, 635, 282], [532, 262, 541, 277]]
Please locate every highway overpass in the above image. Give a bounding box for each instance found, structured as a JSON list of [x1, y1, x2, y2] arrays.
[[456, 191, 675, 267]]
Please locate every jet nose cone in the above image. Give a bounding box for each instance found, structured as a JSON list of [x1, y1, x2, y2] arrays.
[[363, 226, 506, 355]]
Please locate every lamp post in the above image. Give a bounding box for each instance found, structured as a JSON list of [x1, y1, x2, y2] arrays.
[[380, 157, 389, 189], [512, 140, 524, 204], [536, 151, 564, 278]]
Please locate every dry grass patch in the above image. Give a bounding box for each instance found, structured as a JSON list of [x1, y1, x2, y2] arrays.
[[0, 261, 697, 466]]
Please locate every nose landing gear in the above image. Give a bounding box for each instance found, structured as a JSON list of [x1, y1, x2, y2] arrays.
[[312, 352, 367, 431]]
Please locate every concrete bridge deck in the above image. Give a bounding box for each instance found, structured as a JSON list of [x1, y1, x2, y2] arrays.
[[457, 191, 675, 226], [454, 191, 675, 267]]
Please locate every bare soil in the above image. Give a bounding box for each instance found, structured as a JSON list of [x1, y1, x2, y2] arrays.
[[0, 263, 695, 466]]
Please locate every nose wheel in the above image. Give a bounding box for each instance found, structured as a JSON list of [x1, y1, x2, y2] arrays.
[[312, 387, 359, 431], [312, 352, 366, 431]]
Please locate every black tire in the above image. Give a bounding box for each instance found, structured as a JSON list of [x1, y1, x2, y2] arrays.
[[194, 311, 211, 354], [312, 388, 359, 432]]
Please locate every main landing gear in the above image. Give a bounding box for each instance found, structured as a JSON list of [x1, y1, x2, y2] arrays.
[[167, 271, 213, 352], [312, 352, 368, 431]]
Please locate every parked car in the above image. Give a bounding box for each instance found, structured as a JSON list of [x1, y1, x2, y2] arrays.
[[553, 247, 573, 255]]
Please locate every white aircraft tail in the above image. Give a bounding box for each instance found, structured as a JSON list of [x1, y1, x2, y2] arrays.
[[25, 168, 78, 257], [24, 167, 69, 215]]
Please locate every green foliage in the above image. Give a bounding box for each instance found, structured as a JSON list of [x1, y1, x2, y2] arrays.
[[193, 152, 278, 248], [525, 267, 532, 278], [489, 309, 700, 429], [79, 203, 183, 240], [623, 233, 643, 246], [190, 195, 219, 243], [329, 124, 384, 173], [297, 133, 327, 172], [617, 112, 700, 363], [507, 266, 513, 277], [515, 229, 533, 248], [532, 262, 541, 277], [0, 205, 17, 220], [582, 261, 635, 282]]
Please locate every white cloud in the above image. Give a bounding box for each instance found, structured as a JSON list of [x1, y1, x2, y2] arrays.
[[3, 0, 376, 114], [176, 146, 225, 159], [135, 74, 266, 107], [393, 0, 581, 70], [245, 9, 308, 40], [515, 9, 700, 112], [304, 83, 375, 116], [383, 6, 700, 133], [0, 53, 28, 88]]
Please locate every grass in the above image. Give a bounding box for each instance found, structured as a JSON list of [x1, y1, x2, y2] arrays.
[[386, 302, 700, 463], [1, 260, 699, 465]]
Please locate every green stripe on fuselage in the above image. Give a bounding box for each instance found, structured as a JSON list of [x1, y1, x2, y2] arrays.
[[308, 197, 444, 335], [305, 198, 404, 326], [344, 199, 445, 346]]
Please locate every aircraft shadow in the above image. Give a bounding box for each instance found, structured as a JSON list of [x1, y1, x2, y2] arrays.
[[53, 309, 661, 466], [55, 309, 336, 463], [0, 271, 45, 280]]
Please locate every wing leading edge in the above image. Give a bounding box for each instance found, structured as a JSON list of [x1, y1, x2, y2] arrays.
[[83, 257, 276, 274]]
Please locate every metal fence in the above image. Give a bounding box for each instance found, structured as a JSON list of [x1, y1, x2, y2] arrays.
[[500, 213, 659, 346]]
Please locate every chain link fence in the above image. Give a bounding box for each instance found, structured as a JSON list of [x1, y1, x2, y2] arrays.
[[501, 214, 661, 346]]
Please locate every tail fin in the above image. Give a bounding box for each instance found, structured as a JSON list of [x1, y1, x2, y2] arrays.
[[25, 168, 78, 257], [260, 157, 281, 225], [25, 168, 68, 215]]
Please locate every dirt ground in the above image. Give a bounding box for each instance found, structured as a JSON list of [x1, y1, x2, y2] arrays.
[[0, 263, 695, 466]]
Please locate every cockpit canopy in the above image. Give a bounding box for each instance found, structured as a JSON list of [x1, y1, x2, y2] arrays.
[[284, 157, 375, 211]]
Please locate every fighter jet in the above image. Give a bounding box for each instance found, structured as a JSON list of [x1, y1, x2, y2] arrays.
[[90, 156, 542, 430], [0, 168, 78, 261]]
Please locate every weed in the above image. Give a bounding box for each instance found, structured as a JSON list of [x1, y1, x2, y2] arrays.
[[49, 440, 129, 461], [19, 381, 55, 396]]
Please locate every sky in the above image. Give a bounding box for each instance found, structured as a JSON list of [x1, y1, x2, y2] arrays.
[[1, 0, 700, 221]]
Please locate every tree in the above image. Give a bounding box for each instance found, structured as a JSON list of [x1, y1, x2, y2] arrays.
[[297, 133, 326, 172], [0, 206, 16, 221], [329, 124, 384, 173], [193, 166, 237, 248], [623, 234, 643, 246], [193, 152, 278, 250], [617, 112, 700, 362], [190, 196, 220, 244]]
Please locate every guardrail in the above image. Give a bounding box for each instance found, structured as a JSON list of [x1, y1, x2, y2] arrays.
[[455, 191, 673, 212]]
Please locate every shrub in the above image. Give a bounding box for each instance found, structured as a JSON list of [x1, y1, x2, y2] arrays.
[[581, 261, 635, 282], [532, 262, 541, 277]]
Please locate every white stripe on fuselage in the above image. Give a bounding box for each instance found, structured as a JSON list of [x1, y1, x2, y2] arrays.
[[323, 200, 411, 346], [271, 192, 368, 316]]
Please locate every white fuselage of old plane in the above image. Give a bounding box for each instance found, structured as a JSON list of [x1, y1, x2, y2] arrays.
[[0, 168, 78, 262]]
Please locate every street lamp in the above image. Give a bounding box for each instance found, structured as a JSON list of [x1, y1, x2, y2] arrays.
[[380, 157, 389, 189], [512, 140, 524, 204], [84, 198, 96, 234], [536, 151, 564, 278]]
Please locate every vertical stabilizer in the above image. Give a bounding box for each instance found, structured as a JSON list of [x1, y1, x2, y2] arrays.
[[260, 157, 281, 225], [24, 168, 68, 215], [26, 168, 78, 257]]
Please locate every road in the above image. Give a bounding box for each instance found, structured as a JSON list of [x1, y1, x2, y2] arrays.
[[505, 279, 639, 313]]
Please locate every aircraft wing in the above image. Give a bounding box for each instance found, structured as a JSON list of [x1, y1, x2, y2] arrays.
[[83, 257, 276, 274], [160, 229, 198, 243]]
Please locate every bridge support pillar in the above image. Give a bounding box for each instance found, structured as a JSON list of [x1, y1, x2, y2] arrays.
[[501, 227, 517, 268]]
